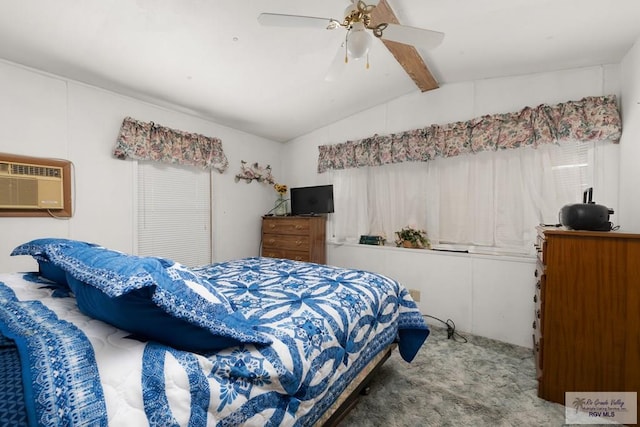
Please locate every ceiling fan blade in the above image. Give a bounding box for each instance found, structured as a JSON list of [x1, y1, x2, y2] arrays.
[[379, 23, 444, 50], [369, 0, 439, 92], [257, 13, 337, 30]]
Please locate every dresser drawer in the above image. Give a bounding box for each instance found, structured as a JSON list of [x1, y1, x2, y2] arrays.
[[533, 266, 546, 336], [532, 332, 543, 378], [533, 303, 544, 336], [263, 218, 310, 235], [534, 233, 547, 264], [263, 234, 310, 251], [535, 269, 546, 303], [261, 248, 310, 262]]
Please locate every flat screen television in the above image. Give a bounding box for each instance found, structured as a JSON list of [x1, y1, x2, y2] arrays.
[[290, 184, 334, 216]]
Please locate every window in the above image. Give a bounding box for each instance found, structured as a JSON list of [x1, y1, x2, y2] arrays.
[[330, 141, 618, 255], [137, 161, 211, 266]]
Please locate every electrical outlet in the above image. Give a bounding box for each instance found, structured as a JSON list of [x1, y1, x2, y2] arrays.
[[409, 289, 420, 302]]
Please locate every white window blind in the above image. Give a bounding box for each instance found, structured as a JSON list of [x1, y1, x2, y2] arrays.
[[549, 140, 593, 204], [137, 161, 211, 267]]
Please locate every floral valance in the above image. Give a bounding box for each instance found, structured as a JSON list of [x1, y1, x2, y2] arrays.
[[317, 95, 622, 173], [113, 117, 229, 172]]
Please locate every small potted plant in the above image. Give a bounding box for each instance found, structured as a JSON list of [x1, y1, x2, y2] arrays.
[[394, 226, 430, 249]]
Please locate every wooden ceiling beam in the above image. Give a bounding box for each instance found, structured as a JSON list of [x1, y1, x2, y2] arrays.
[[370, 0, 439, 92]]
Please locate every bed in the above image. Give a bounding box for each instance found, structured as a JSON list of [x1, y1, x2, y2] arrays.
[[0, 238, 429, 426]]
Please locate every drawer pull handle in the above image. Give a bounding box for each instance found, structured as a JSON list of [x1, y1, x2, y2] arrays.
[[268, 239, 275, 244], [295, 225, 302, 230], [295, 240, 303, 246], [269, 224, 276, 229]]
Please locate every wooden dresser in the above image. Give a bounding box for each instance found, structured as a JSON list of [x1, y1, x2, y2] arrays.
[[533, 226, 640, 411], [261, 215, 326, 264]]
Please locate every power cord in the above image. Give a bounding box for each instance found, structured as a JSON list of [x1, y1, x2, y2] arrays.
[[423, 314, 468, 343]]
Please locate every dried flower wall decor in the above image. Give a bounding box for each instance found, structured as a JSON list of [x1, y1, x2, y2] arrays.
[[234, 160, 276, 184]]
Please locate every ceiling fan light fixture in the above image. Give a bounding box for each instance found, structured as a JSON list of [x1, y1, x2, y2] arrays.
[[343, 3, 358, 18], [346, 26, 372, 59]]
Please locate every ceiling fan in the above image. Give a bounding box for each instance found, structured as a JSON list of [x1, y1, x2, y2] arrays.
[[257, 0, 444, 92]]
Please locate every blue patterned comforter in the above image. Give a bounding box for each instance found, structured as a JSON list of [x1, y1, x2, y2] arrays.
[[0, 257, 429, 426]]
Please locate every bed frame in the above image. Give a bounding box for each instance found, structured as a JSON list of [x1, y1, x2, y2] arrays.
[[318, 344, 396, 426]]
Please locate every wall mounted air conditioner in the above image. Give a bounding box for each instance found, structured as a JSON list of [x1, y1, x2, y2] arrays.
[[0, 161, 64, 209]]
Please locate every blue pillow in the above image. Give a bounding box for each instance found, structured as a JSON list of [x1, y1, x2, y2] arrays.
[[11, 238, 97, 286], [38, 260, 68, 286], [12, 239, 271, 353], [65, 273, 257, 353], [11, 238, 97, 262]]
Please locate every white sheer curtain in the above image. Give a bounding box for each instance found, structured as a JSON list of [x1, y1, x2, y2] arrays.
[[330, 168, 369, 242], [330, 141, 617, 254]]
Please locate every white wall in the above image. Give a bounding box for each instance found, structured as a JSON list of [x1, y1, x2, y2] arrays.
[[328, 244, 535, 347], [284, 63, 624, 348], [618, 38, 640, 231], [0, 59, 284, 272]]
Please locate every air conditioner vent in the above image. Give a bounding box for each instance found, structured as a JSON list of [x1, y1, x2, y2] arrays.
[[2, 162, 62, 178], [0, 161, 64, 209]]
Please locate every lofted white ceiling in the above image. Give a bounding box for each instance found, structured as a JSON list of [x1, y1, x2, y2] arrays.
[[0, 0, 639, 142]]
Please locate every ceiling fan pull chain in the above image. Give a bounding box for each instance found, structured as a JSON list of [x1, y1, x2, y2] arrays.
[[344, 32, 349, 63], [366, 53, 370, 69]]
